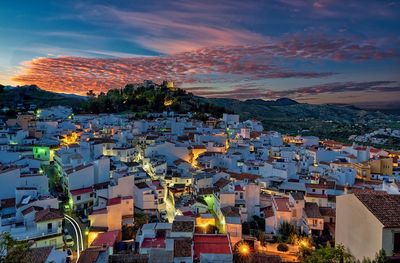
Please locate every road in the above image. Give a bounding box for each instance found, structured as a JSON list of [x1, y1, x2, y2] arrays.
[[165, 195, 176, 223], [64, 214, 84, 260]]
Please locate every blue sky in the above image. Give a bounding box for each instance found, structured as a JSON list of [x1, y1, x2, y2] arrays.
[[0, 0, 399, 107]]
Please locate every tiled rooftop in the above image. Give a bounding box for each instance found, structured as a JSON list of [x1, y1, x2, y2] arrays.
[[173, 238, 192, 258], [193, 234, 231, 259], [354, 191, 400, 228], [172, 220, 194, 232]]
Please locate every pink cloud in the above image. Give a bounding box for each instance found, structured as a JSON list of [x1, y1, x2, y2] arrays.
[[11, 34, 397, 96]]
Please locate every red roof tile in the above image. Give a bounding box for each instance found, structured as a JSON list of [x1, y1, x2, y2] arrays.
[[91, 208, 107, 215], [273, 197, 290, 212], [194, 234, 231, 260], [70, 187, 93, 196], [107, 197, 121, 206], [234, 185, 244, 191], [34, 208, 63, 222], [141, 237, 166, 249], [354, 191, 400, 228], [91, 230, 120, 247]]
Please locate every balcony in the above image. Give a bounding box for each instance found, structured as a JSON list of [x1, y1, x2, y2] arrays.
[[11, 225, 61, 241]]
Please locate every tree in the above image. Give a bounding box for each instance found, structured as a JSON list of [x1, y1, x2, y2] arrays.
[[359, 249, 388, 263], [122, 225, 135, 240], [242, 222, 250, 235], [277, 243, 289, 252], [0, 84, 4, 93], [277, 221, 297, 242], [303, 244, 354, 263], [0, 232, 31, 263], [86, 90, 96, 98]]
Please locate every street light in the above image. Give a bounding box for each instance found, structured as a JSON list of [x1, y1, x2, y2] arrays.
[[238, 242, 250, 257]]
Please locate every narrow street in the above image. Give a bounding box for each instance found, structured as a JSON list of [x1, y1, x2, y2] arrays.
[[165, 195, 176, 223], [64, 214, 84, 261]]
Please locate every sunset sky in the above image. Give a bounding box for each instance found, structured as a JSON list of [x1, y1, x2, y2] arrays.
[[0, 0, 399, 107]]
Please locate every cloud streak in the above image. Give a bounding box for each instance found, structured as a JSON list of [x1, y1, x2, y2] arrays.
[[264, 81, 400, 99]]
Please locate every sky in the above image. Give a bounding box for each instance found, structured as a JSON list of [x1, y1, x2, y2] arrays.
[[0, 0, 399, 108]]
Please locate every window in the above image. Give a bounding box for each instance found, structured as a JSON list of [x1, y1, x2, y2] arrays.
[[90, 193, 93, 198], [312, 189, 316, 192], [77, 195, 81, 201], [47, 223, 52, 232], [394, 233, 400, 253]]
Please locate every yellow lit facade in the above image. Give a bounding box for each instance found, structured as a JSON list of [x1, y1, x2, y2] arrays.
[[196, 216, 216, 228], [190, 147, 207, 167], [61, 132, 78, 146]]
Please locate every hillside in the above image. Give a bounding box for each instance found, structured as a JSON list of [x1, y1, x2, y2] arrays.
[[1, 83, 398, 143], [0, 85, 86, 110], [204, 97, 397, 141]]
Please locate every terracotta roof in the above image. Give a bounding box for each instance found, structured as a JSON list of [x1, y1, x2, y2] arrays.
[[304, 202, 323, 219], [0, 198, 16, 208], [24, 246, 53, 263], [193, 234, 231, 260], [108, 197, 122, 206], [290, 192, 304, 201], [21, 206, 36, 215], [197, 187, 216, 195], [319, 207, 336, 217], [354, 146, 367, 151], [70, 187, 93, 196], [34, 208, 63, 222], [306, 180, 335, 189], [234, 185, 244, 191], [273, 197, 290, 212], [91, 230, 120, 247], [220, 206, 240, 217], [141, 237, 165, 249], [264, 206, 274, 218], [228, 172, 260, 181], [354, 191, 400, 228], [213, 178, 231, 189], [173, 238, 192, 258], [78, 247, 106, 263], [91, 208, 107, 215], [172, 220, 194, 232]]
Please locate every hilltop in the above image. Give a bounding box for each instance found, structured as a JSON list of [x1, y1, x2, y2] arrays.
[[0, 84, 86, 110]]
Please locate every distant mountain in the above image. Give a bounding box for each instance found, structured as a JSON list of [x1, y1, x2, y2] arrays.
[[0, 85, 86, 110], [200, 96, 398, 141]]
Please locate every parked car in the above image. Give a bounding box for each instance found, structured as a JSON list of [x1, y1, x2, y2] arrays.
[[79, 215, 89, 224], [64, 234, 74, 247], [66, 248, 73, 262]]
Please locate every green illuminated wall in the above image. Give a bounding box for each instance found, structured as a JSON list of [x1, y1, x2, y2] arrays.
[[33, 146, 50, 161]]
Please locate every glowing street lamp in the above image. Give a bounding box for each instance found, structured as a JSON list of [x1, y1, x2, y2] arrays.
[[238, 242, 251, 257]]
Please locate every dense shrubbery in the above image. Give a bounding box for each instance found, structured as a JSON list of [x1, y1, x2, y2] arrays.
[[81, 83, 229, 118], [277, 243, 289, 252]]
